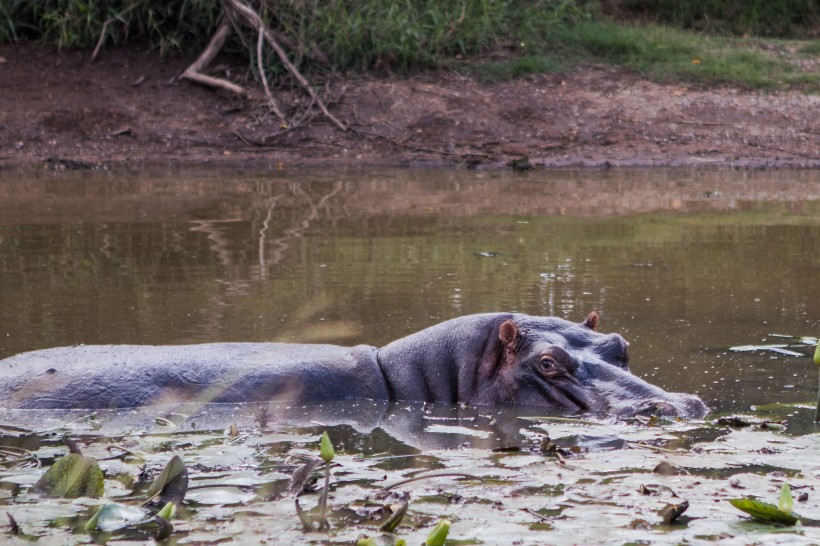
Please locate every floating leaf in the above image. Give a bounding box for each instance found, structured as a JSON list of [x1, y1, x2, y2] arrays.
[[729, 344, 803, 357], [779, 483, 794, 513], [424, 518, 451, 546], [86, 503, 150, 532], [814, 340, 820, 365], [33, 453, 104, 498], [145, 455, 188, 504], [85, 503, 173, 540], [729, 498, 799, 525]]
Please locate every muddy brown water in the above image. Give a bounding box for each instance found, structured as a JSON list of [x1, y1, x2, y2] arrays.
[[0, 167, 818, 545], [0, 167, 817, 416]]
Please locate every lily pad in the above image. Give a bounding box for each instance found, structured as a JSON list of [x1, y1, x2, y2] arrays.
[[85, 503, 150, 532], [33, 453, 104, 498], [729, 344, 804, 357], [145, 455, 188, 504]]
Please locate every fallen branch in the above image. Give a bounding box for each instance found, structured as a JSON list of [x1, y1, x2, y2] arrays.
[[225, 0, 347, 131], [181, 17, 247, 96]]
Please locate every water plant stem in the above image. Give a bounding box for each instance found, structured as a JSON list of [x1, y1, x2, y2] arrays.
[[318, 462, 330, 529], [815, 341, 820, 421], [815, 373, 819, 422]]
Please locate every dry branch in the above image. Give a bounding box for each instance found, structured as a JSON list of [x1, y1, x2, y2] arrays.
[[256, 22, 286, 124], [181, 17, 247, 96], [224, 0, 347, 131]]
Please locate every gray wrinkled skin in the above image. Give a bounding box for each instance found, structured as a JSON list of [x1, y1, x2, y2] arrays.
[[0, 313, 708, 417]]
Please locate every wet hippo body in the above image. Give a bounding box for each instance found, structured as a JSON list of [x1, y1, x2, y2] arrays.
[[0, 312, 708, 417]]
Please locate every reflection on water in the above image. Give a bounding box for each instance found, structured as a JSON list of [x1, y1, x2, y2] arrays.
[[0, 167, 818, 416]]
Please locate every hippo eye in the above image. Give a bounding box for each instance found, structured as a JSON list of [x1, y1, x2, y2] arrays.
[[539, 356, 556, 369]]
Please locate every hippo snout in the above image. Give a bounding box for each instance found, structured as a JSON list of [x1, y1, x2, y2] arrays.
[[577, 359, 709, 419]]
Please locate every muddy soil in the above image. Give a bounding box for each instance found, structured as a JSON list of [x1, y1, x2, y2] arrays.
[[0, 43, 818, 169]]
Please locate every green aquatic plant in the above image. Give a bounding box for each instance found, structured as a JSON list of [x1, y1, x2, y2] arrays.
[[144, 455, 188, 505], [32, 440, 104, 498], [424, 518, 451, 546], [814, 339, 820, 421], [318, 430, 335, 530], [729, 483, 800, 525], [85, 502, 174, 540]]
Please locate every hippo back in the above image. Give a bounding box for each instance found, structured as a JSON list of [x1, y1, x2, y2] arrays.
[[0, 343, 386, 409]]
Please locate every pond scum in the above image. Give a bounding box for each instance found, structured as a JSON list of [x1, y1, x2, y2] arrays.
[[0, 401, 819, 545]]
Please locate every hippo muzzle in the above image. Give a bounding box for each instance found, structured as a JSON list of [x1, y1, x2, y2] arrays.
[[577, 358, 709, 418]]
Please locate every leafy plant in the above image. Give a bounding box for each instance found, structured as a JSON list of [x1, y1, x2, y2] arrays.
[[729, 483, 800, 525], [144, 455, 188, 505], [33, 449, 104, 498], [424, 518, 451, 546]]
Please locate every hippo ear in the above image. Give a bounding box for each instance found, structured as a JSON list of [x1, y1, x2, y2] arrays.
[[478, 319, 519, 380], [498, 319, 520, 346], [582, 311, 599, 331]]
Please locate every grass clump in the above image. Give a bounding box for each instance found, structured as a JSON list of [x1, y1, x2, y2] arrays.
[[0, 0, 222, 54], [0, 0, 590, 69], [472, 20, 819, 91], [1, 1, 817, 92], [556, 21, 785, 87], [599, 0, 820, 38]]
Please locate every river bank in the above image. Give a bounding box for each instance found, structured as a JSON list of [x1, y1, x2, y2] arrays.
[[1, 43, 818, 170]]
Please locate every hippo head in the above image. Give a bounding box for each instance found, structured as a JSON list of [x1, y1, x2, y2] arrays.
[[473, 312, 708, 418]]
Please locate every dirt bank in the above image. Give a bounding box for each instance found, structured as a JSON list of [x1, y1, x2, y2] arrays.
[[1, 43, 818, 169]]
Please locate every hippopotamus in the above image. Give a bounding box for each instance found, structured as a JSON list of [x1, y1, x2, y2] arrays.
[[0, 312, 708, 417]]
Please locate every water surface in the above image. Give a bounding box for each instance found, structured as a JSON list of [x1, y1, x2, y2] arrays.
[[0, 167, 818, 415]]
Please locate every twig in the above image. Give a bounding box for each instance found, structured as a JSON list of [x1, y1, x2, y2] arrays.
[[256, 21, 286, 124], [182, 17, 247, 96], [627, 441, 681, 454], [92, 0, 146, 62], [747, 141, 819, 160], [677, 119, 724, 126], [384, 472, 481, 490], [104, 444, 145, 461], [521, 508, 552, 522], [226, 0, 347, 131], [233, 129, 253, 145], [445, 3, 467, 39]]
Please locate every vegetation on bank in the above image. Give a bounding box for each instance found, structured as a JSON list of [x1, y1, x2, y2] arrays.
[[0, 1, 817, 91]]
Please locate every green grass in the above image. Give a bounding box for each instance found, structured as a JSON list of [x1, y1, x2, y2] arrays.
[[471, 20, 819, 91], [472, 55, 566, 82], [1, 1, 817, 92], [798, 41, 820, 56]]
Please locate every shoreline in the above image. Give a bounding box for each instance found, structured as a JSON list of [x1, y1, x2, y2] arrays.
[[1, 43, 818, 171]]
